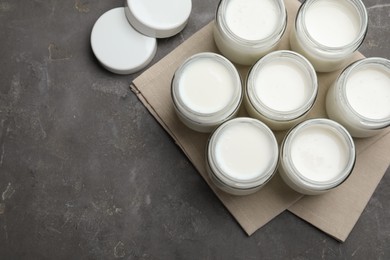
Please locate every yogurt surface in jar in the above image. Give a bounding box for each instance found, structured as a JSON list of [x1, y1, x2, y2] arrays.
[[326, 58, 390, 138], [345, 65, 390, 120], [213, 0, 287, 65], [279, 119, 356, 195], [289, 124, 350, 182], [304, 0, 360, 48], [245, 51, 317, 130], [290, 0, 368, 72], [253, 58, 311, 112], [214, 119, 276, 181], [178, 57, 236, 114], [225, 0, 279, 41], [207, 117, 278, 195], [171, 52, 242, 133]]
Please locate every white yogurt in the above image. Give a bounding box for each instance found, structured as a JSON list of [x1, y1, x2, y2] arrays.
[[215, 120, 276, 181], [290, 0, 368, 72], [245, 51, 318, 130], [178, 58, 235, 114], [290, 124, 349, 182], [214, 0, 286, 65], [326, 58, 390, 137], [254, 58, 311, 111], [207, 118, 278, 195], [279, 119, 355, 195], [305, 0, 360, 48], [171, 52, 242, 133], [345, 66, 390, 120], [225, 0, 279, 41]]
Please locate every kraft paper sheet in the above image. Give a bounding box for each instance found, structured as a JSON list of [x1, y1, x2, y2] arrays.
[[130, 0, 390, 241]]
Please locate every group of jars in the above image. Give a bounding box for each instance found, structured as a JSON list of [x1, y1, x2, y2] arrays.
[[171, 0, 390, 196]]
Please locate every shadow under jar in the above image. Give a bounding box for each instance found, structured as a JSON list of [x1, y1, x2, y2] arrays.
[[326, 57, 390, 138], [213, 0, 287, 66], [171, 52, 242, 133], [290, 0, 368, 72]]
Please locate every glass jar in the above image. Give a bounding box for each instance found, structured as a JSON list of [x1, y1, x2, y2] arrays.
[[213, 0, 287, 65], [206, 117, 279, 195], [171, 52, 242, 133], [290, 0, 368, 72], [326, 57, 390, 138], [245, 50, 318, 131], [279, 119, 356, 195]]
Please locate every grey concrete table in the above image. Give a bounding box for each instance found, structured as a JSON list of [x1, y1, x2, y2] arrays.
[[0, 0, 389, 259]]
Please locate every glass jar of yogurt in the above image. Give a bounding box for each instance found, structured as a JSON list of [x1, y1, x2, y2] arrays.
[[326, 57, 390, 138], [171, 52, 242, 133], [207, 117, 279, 195], [290, 0, 368, 72], [279, 119, 356, 195], [213, 0, 287, 65], [245, 50, 318, 131]]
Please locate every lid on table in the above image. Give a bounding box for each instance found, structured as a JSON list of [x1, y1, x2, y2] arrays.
[[91, 7, 157, 74], [125, 0, 192, 38]]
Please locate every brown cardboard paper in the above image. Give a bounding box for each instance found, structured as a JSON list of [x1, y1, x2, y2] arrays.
[[131, 0, 390, 241]]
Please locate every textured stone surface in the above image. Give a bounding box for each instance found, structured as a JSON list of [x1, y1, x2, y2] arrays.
[[0, 0, 389, 259]]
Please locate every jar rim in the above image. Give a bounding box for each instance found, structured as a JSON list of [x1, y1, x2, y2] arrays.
[[207, 117, 279, 189], [215, 0, 287, 48], [295, 0, 368, 57], [281, 118, 356, 191], [171, 52, 242, 126], [337, 57, 390, 129], [246, 50, 318, 122]]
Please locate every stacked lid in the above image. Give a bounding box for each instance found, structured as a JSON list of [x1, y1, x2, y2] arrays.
[[91, 0, 192, 74]]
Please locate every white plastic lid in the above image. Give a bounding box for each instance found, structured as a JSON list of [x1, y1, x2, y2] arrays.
[[125, 0, 192, 38], [91, 7, 157, 74]]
